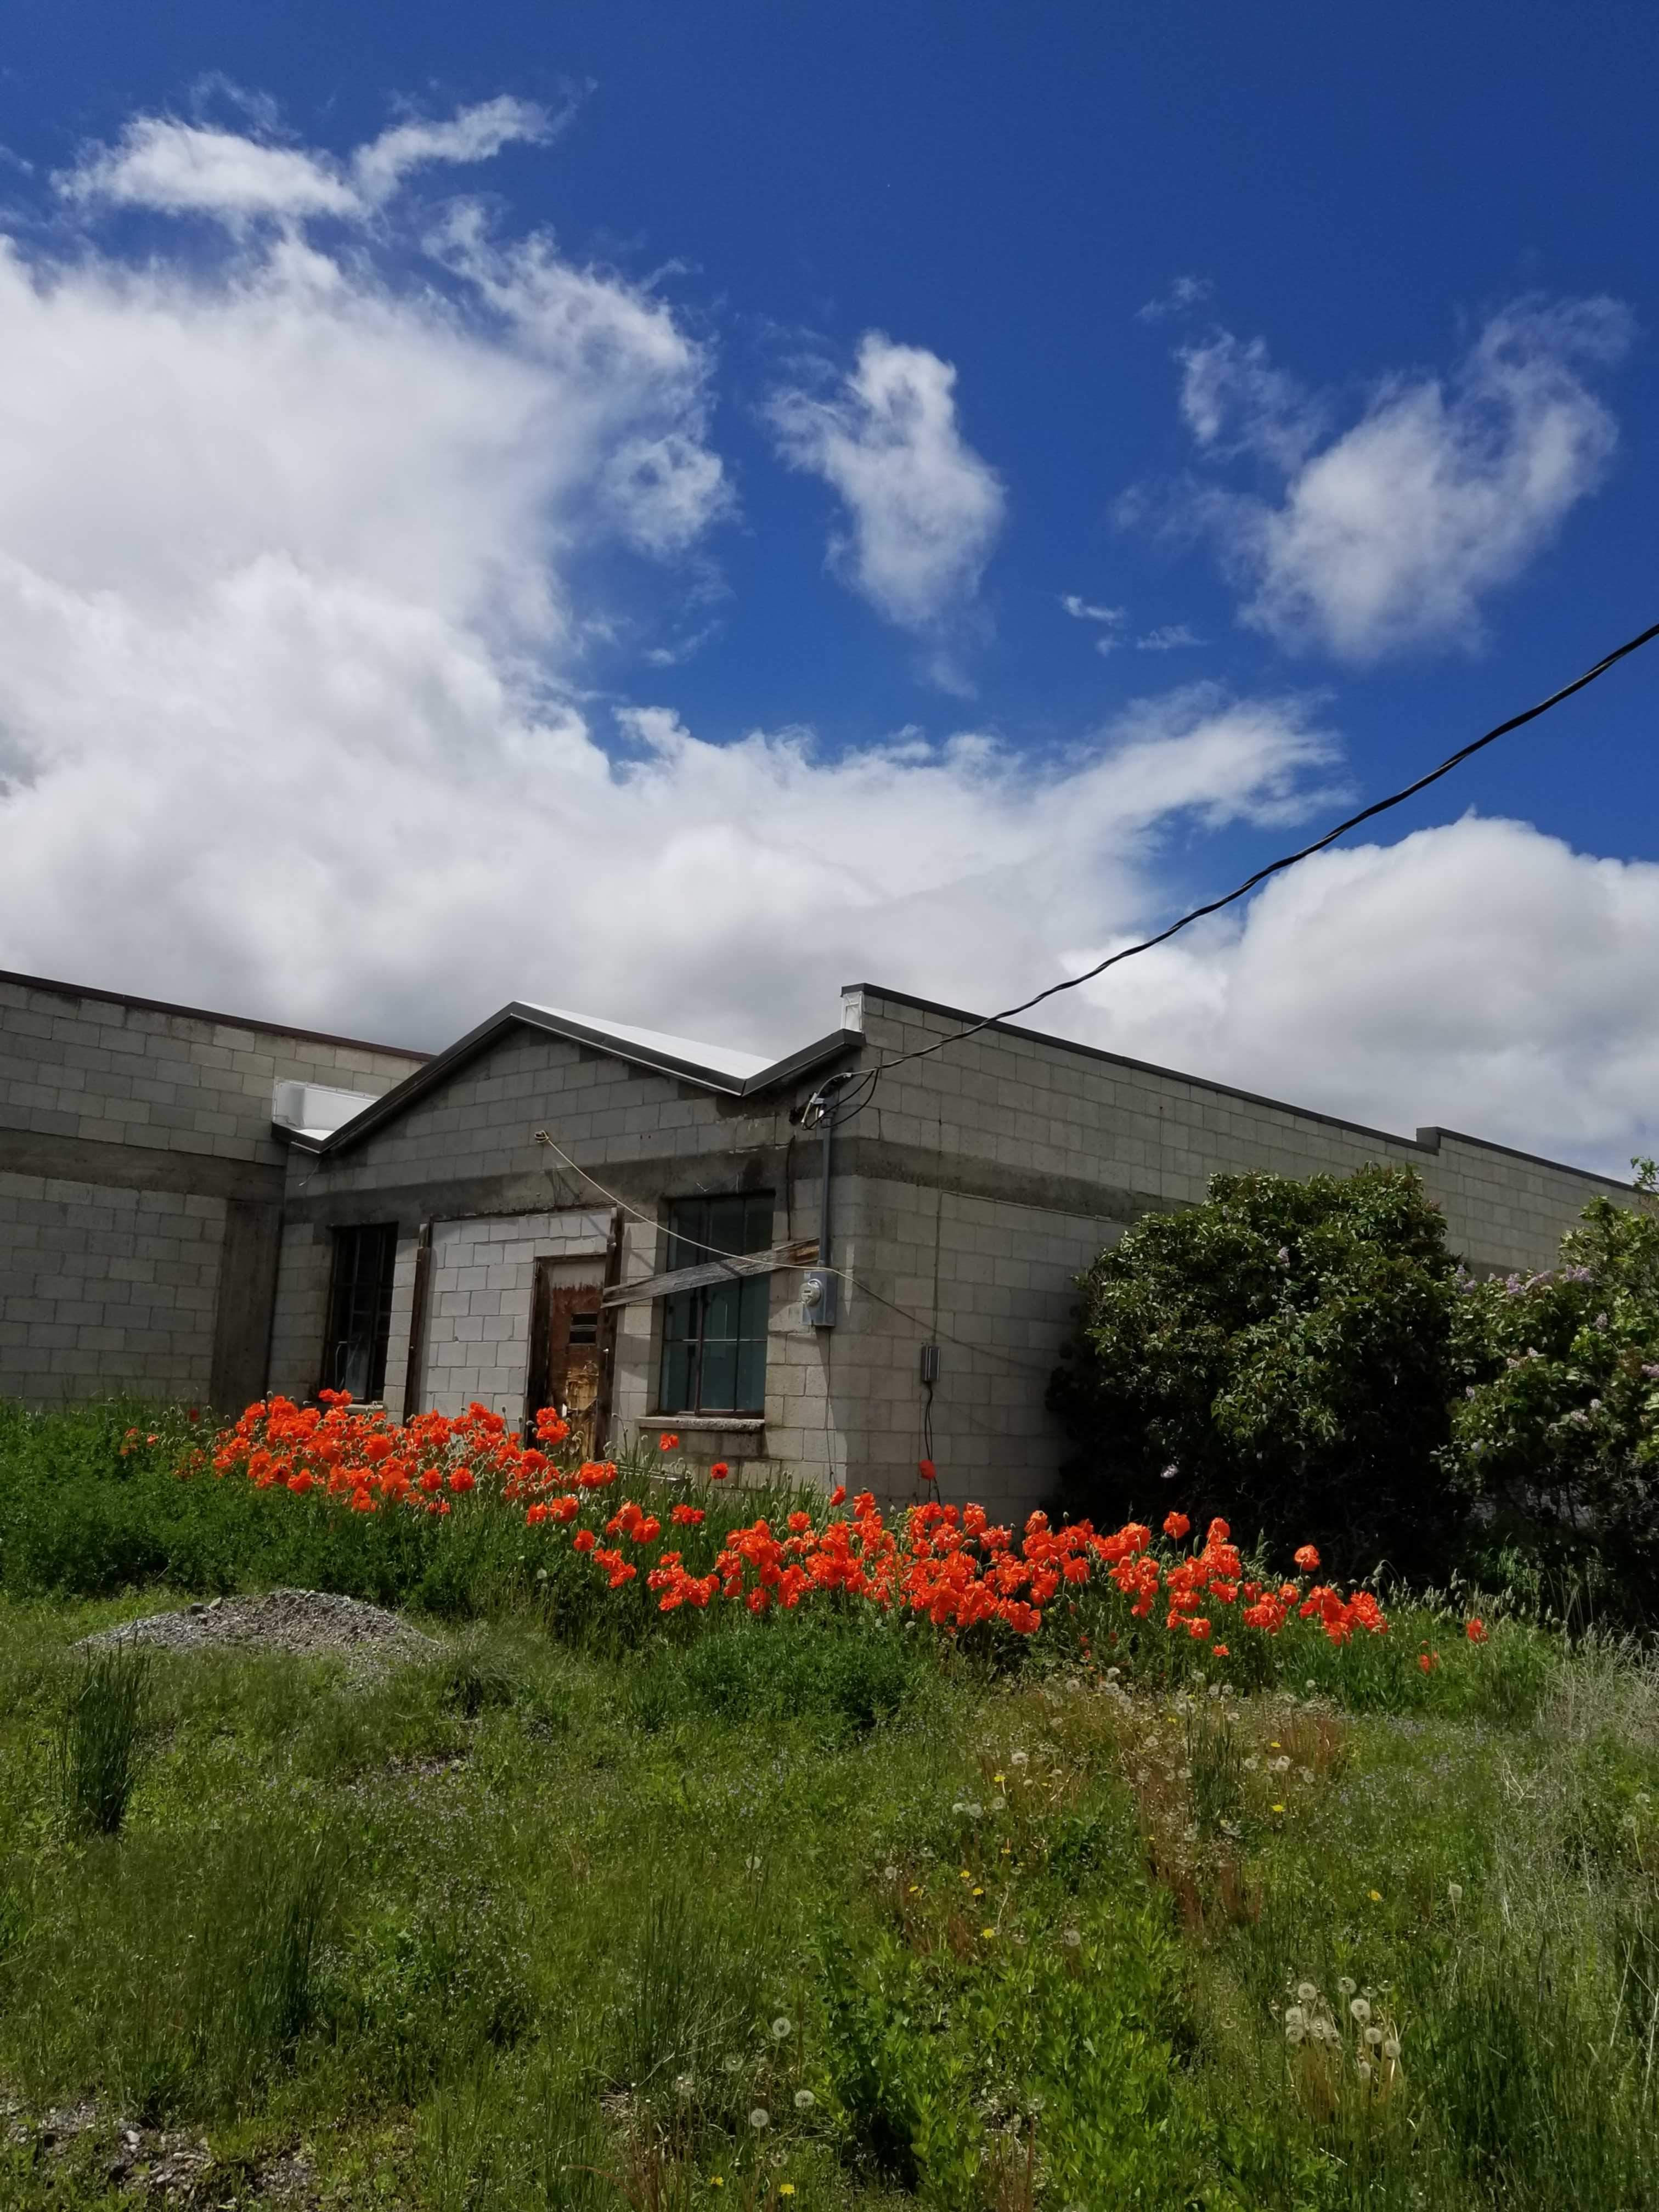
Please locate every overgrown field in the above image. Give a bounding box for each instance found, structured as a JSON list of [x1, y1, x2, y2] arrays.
[[2, 1402, 1657, 2210]]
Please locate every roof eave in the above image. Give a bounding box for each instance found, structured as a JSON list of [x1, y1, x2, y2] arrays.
[[315, 1004, 861, 1159]]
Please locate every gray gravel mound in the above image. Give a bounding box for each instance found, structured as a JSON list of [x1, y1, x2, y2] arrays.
[[79, 1587, 436, 1662]]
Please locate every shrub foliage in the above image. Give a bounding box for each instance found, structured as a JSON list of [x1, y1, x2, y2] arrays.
[[1448, 1159, 1659, 1617], [1050, 1164, 1466, 1576]]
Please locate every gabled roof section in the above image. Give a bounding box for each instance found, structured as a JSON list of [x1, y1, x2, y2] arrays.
[[306, 1000, 860, 1158]]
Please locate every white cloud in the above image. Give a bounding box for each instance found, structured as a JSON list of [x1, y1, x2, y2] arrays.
[[1064, 815, 1659, 1175], [56, 95, 552, 226], [1137, 274, 1214, 324], [767, 333, 1006, 639], [1136, 624, 1204, 652], [1177, 330, 1327, 471], [351, 95, 555, 206], [1167, 300, 1632, 660], [1062, 594, 1128, 656], [5, 111, 1656, 1177]]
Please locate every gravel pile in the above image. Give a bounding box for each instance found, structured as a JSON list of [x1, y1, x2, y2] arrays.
[[79, 1588, 435, 1663]]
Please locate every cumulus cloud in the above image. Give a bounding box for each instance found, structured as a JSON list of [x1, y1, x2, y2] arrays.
[[1164, 300, 1632, 660], [57, 95, 552, 225], [1064, 815, 1659, 1174], [767, 334, 1006, 642]]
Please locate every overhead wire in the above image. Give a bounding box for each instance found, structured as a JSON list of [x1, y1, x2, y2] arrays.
[[850, 614, 1659, 1097]]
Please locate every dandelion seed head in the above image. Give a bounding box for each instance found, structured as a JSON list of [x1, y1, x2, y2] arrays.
[[748, 2107, 771, 2130], [1383, 2036, 1401, 2060], [1297, 1982, 1318, 2004], [1357, 2058, 1373, 2081], [1350, 1997, 1372, 2024], [794, 2088, 815, 2110], [1337, 1977, 1356, 1998], [1448, 1882, 1464, 1905], [771, 2017, 793, 2041]]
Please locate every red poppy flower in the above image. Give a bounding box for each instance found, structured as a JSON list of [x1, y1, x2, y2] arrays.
[[1465, 1617, 1488, 1643], [918, 1459, 937, 1483], [710, 1460, 730, 1480], [1294, 1543, 1321, 1572], [1162, 1511, 1189, 1540], [659, 1432, 680, 1451]]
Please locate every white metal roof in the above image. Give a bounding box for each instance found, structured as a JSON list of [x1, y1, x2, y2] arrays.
[[519, 1002, 775, 1082]]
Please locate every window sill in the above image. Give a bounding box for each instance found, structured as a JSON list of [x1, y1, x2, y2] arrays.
[[645, 1413, 766, 1433]]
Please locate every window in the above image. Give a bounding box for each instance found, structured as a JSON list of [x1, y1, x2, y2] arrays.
[[657, 1192, 772, 1415], [323, 1224, 398, 1401]]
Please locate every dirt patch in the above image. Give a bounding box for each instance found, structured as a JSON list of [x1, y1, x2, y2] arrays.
[[4, 2092, 320, 2203], [78, 1588, 436, 1664]]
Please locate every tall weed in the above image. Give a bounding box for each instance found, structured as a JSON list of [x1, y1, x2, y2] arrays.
[[55, 1643, 149, 1836]]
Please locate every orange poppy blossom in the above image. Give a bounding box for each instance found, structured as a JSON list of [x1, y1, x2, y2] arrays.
[[199, 1394, 1392, 1655]]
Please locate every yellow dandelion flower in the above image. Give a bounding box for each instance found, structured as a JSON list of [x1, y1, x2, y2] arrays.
[[992, 1772, 1006, 1784], [981, 1926, 996, 1938], [1368, 1889, 1383, 1903], [778, 2188, 795, 2199], [972, 1886, 984, 1897], [1271, 1802, 1285, 1813]]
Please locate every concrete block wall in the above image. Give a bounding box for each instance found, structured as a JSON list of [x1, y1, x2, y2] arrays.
[[418, 1208, 612, 1421], [830, 1174, 1117, 1525], [0, 974, 422, 1169], [266, 1221, 332, 1409], [845, 987, 1630, 1275], [1, 973, 424, 1408], [823, 986, 1635, 1516], [0, 1172, 224, 1403]]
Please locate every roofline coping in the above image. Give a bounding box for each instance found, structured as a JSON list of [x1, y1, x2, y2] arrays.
[[317, 1002, 860, 1157], [0, 968, 430, 1065], [849, 981, 1636, 1194]]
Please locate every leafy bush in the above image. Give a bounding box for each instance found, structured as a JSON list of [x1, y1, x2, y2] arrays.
[[1051, 1165, 1465, 1576], [1448, 1160, 1659, 1621]]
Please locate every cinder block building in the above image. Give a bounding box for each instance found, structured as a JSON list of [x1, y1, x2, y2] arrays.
[[3, 970, 1632, 1520], [0, 971, 425, 1411]]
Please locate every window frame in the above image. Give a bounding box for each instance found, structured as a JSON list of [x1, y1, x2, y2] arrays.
[[654, 1191, 774, 1417], [321, 1222, 399, 1403]]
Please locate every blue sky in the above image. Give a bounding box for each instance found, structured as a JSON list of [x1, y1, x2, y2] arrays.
[[0, 2, 1655, 1167]]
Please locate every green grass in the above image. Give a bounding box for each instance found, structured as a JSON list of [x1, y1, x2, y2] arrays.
[[2, 1400, 1658, 2207]]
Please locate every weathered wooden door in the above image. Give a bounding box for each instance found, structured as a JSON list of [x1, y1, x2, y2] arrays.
[[524, 1262, 608, 1457]]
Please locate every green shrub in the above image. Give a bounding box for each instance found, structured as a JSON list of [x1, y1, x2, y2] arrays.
[[1448, 1159, 1659, 1622], [1051, 1165, 1466, 1576]]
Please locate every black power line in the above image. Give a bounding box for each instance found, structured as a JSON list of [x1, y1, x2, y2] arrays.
[[855, 614, 1659, 1082]]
